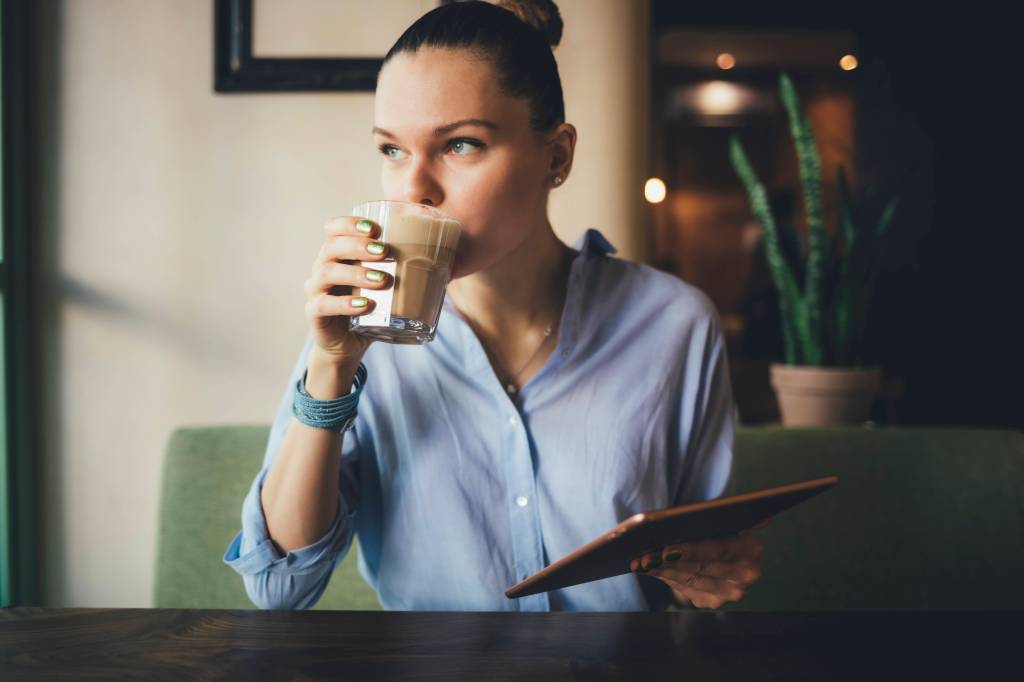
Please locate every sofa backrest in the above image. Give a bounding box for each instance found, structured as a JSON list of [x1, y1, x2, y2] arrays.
[[153, 425, 380, 610], [154, 425, 1024, 611], [725, 427, 1024, 611]]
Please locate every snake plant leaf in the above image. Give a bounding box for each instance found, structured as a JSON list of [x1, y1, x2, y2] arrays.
[[849, 292, 873, 367], [780, 72, 825, 366], [729, 70, 902, 369], [876, 195, 899, 237], [833, 284, 852, 365], [858, 196, 900, 350], [867, 196, 899, 290], [834, 165, 857, 364], [730, 134, 804, 364], [837, 165, 857, 255], [779, 212, 806, 287], [854, 195, 898, 297]]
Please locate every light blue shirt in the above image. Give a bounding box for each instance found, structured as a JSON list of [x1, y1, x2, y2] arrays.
[[224, 228, 735, 611]]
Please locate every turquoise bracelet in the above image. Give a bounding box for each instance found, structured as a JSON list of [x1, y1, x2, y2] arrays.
[[291, 362, 368, 432]]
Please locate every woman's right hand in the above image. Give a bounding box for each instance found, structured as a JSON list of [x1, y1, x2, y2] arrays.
[[303, 216, 390, 364]]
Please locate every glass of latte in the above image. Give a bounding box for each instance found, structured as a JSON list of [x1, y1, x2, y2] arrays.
[[349, 200, 462, 344]]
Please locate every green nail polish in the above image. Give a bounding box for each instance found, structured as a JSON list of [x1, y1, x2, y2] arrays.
[[366, 242, 385, 255], [665, 552, 682, 562], [365, 269, 385, 282], [351, 297, 368, 308], [356, 220, 373, 234]]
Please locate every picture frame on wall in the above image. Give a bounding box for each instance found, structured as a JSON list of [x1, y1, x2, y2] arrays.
[[213, 0, 459, 92]]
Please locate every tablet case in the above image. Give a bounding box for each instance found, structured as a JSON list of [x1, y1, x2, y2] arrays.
[[505, 475, 838, 598]]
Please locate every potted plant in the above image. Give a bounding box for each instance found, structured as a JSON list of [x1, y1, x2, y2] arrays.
[[729, 73, 899, 426]]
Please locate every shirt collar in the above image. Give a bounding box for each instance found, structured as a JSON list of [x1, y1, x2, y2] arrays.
[[443, 228, 618, 312], [439, 228, 618, 375], [571, 227, 619, 259]]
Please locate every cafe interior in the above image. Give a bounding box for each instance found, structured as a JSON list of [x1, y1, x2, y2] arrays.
[[2, 0, 1021, 678]]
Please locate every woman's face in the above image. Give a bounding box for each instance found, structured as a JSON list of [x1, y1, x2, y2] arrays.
[[373, 47, 555, 279]]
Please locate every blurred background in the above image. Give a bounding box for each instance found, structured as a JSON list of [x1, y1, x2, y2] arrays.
[[647, 3, 1022, 430], [1, 0, 1020, 608]]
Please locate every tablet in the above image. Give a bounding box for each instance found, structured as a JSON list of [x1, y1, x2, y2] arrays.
[[505, 475, 838, 599]]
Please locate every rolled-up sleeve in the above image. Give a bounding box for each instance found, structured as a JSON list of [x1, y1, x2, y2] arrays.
[[222, 334, 359, 610]]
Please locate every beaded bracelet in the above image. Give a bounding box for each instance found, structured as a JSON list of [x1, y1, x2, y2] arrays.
[[291, 362, 368, 432]]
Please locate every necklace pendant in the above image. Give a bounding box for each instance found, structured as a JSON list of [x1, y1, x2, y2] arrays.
[[506, 383, 517, 395]]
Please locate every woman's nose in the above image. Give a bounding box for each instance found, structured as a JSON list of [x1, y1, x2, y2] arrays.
[[404, 159, 443, 207]]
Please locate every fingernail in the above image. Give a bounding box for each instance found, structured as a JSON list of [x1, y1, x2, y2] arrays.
[[351, 297, 368, 308], [366, 241, 385, 255], [665, 551, 682, 562], [365, 269, 385, 282], [356, 220, 374, 234]]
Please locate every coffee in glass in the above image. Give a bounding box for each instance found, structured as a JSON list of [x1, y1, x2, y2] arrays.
[[350, 200, 462, 344]]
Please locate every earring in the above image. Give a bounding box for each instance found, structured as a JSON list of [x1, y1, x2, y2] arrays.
[[553, 176, 563, 186]]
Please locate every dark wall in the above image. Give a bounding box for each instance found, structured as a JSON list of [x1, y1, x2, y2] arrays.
[[653, 3, 1024, 428], [854, 8, 1022, 428]]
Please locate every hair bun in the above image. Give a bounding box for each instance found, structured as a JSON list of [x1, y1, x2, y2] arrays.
[[495, 0, 563, 49]]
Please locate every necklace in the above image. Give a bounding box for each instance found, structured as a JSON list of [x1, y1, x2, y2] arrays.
[[497, 324, 554, 396], [452, 249, 571, 396], [468, 319, 556, 397]]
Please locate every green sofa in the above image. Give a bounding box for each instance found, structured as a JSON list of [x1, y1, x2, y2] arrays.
[[154, 425, 1024, 611]]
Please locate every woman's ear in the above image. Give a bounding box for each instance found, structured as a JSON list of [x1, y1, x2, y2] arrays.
[[546, 123, 577, 183]]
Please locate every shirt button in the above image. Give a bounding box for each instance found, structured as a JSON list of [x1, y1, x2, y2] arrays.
[[516, 495, 529, 507], [508, 415, 518, 426]]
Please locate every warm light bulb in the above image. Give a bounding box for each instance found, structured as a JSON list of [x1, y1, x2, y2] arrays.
[[696, 81, 744, 115], [840, 54, 858, 71], [716, 53, 736, 70], [645, 178, 667, 204]]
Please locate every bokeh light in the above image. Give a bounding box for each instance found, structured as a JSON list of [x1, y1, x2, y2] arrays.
[[645, 177, 667, 204]]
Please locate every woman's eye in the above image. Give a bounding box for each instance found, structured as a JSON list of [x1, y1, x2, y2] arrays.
[[449, 138, 484, 156], [377, 144, 407, 161]]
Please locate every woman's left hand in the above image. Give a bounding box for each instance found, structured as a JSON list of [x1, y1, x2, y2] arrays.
[[629, 529, 765, 609]]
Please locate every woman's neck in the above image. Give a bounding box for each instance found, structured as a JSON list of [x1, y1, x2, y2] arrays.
[[446, 220, 575, 345]]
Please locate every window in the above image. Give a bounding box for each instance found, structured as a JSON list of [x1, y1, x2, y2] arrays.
[[1, 0, 36, 608]]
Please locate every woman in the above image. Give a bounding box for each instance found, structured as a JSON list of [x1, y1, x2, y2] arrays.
[[224, 0, 764, 612]]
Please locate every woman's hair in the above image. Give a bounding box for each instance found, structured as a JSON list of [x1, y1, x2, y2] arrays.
[[381, 0, 565, 133]]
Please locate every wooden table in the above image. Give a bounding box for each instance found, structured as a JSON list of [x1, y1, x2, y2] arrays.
[[1, 607, 1018, 680]]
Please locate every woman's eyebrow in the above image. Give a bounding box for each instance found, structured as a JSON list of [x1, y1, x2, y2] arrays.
[[372, 118, 499, 139]]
